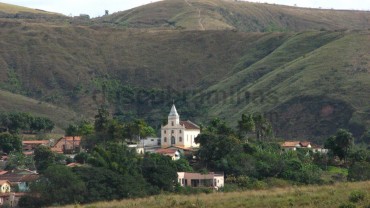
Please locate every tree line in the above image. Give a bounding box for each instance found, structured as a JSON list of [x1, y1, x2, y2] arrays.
[[0, 112, 54, 134]]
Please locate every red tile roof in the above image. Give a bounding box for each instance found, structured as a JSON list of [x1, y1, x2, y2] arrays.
[[0, 180, 10, 185], [0, 171, 8, 175], [180, 120, 200, 130], [0, 174, 39, 183], [22, 140, 49, 145], [156, 148, 179, 154], [52, 136, 81, 153], [299, 141, 311, 147], [281, 141, 300, 147]]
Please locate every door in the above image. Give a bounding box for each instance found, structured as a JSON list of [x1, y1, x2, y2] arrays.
[[171, 136, 175, 145]]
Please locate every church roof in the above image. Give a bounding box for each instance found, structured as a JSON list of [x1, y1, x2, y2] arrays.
[[169, 104, 179, 117], [180, 120, 200, 130]]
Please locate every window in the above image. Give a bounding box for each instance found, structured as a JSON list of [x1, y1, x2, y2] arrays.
[[164, 137, 167, 142], [179, 137, 182, 142], [164, 130, 166, 134], [171, 130, 174, 134], [171, 121, 174, 126], [179, 130, 182, 133]]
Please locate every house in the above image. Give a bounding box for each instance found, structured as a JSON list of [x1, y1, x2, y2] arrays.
[[0, 180, 11, 207], [22, 140, 50, 151], [0, 180, 25, 207], [0, 180, 11, 193], [161, 105, 200, 148], [128, 137, 161, 154], [51, 136, 81, 154], [177, 172, 224, 189], [0, 170, 39, 192], [155, 148, 181, 160], [281, 141, 327, 153]]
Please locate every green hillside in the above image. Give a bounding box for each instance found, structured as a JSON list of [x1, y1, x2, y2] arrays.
[[0, 89, 82, 132], [0, 1, 369, 139], [97, 0, 370, 31]]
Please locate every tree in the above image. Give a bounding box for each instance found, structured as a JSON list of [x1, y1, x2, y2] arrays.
[[237, 114, 255, 139], [141, 153, 178, 192], [348, 161, 370, 181], [0, 132, 22, 154], [73, 166, 146, 202], [359, 130, 370, 144], [325, 129, 354, 162], [34, 146, 55, 173], [253, 114, 273, 141], [94, 105, 110, 133], [31, 165, 86, 205], [5, 152, 35, 170], [124, 120, 155, 143]]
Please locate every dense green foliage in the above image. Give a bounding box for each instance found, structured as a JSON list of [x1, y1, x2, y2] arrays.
[[0, 132, 22, 154], [0, 112, 54, 133]]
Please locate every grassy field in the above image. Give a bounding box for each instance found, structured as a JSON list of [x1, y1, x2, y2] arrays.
[[56, 181, 370, 208], [97, 0, 370, 31]]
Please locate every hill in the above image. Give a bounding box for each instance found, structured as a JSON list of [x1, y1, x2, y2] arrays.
[[0, 89, 83, 132], [56, 181, 370, 208], [0, 2, 369, 139], [96, 0, 370, 31], [0, 2, 51, 14]]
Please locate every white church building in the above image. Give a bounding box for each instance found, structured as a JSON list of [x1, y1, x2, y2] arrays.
[[161, 105, 200, 148]]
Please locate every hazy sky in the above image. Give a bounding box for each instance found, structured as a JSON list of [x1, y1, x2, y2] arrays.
[[2, 0, 370, 17]]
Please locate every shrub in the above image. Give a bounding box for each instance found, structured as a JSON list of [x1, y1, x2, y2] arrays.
[[338, 203, 356, 208], [348, 190, 366, 203]]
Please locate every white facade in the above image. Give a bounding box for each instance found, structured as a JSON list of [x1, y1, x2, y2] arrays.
[[161, 105, 200, 148], [177, 172, 224, 189]]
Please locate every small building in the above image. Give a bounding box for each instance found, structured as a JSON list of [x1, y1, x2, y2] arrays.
[[155, 148, 181, 160], [52, 136, 81, 154], [281, 141, 327, 153], [22, 140, 51, 154], [178, 172, 224, 189], [0, 170, 39, 192], [161, 105, 200, 149], [0, 180, 11, 193]]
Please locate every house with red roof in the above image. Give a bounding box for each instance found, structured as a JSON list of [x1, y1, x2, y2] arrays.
[[51, 136, 81, 154], [155, 148, 181, 160], [281, 141, 328, 153], [161, 105, 201, 149]]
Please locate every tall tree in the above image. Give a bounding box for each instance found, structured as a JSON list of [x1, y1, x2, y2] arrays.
[[253, 114, 273, 141], [325, 129, 354, 163], [237, 114, 255, 140], [34, 146, 55, 173], [0, 132, 22, 154]]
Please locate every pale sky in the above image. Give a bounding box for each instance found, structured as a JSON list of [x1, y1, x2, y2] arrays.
[[1, 0, 370, 17]]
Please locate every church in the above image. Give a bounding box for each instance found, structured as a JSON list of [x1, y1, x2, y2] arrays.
[[161, 105, 200, 148]]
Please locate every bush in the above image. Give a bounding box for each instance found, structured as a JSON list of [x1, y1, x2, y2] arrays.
[[338, 203, 356, 208], [263, 177, 291, 188], [348, 190, 366, 203]]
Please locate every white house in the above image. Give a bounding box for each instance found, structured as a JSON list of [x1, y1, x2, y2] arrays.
[[281, 141, 328, 153], [161, 105, 200, 148], [177, 172, 224, 189]]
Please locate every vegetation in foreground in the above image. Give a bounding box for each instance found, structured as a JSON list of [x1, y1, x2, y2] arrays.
[[55, 181, 370, 208]]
